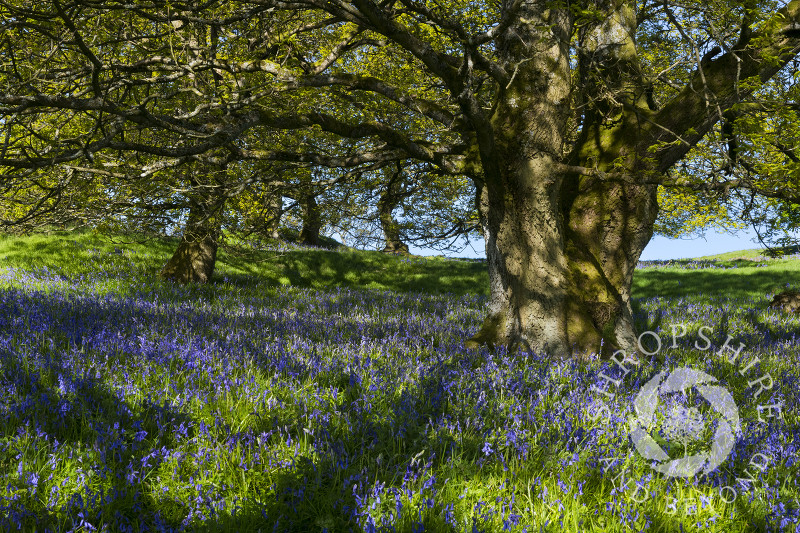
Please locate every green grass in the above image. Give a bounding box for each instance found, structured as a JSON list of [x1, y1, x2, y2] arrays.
[[695, 245, 800, 261], [696, 248, 769, 261], [3, 230, 800, 302], [632, 260, 800, 301], [0, 230, 489, 297], [0, 231, 798, 532]]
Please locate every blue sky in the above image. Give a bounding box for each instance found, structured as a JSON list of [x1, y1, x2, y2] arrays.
[[411, 228, 765, 260], [639, 228, 762, 260]]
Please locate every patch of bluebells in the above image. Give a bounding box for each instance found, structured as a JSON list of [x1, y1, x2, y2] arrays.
[[637, 259, 772, 270], [0, 259, 797, 532]]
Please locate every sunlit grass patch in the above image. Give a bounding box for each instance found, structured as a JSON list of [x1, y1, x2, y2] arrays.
[[0, 233, 797, 531]]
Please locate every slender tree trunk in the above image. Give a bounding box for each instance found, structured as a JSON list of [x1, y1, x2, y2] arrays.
[[299, 192, 322, 246], [379, 165, 409, 254]]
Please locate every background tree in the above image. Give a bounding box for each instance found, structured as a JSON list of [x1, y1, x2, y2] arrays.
[[158, 162, 229, 283], [326, 162, 477, 253], [377, 163, 412, 254]]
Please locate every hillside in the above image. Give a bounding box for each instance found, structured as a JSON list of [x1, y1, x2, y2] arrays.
[[0, 230, 489, 296], [2, 231, 799, 303]]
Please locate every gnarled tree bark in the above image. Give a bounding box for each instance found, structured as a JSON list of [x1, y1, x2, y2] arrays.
[[378, 164, 410, 254], [560, 1, 659, 355], [161, 199, 224, 283], [467, 1, 665, 358], [465, 5, 575, 358], [161, 170, 226, 284]]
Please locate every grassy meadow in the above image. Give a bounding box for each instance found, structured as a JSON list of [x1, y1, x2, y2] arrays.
[[0, 231, 798, 532]]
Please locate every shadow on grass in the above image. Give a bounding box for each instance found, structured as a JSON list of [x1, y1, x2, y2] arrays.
[[0, 284, 487, 531], [217, 248, 490, 297], [0, 282, 575, 531], [0, 232, 490, 298], [0, 307, 193, 530], [632, 267, 800, 300], [0, 275, 790, 532]]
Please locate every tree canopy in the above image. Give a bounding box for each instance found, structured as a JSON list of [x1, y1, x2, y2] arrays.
[[2, 0, 800, 356]]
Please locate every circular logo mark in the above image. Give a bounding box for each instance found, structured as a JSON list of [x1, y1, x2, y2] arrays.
[[629, 367, 741, 478]]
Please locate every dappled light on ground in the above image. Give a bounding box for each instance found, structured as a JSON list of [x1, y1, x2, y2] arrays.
[[0, 238, 797, 531]]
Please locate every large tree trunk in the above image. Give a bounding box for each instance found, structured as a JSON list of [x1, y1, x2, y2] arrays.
[[468, 167, 575, 358], [378, 165, 410, 254], [561, 180, 658, 354], [464, 5, 574, 358], [469, 177, 657, 358], [466, 1, 658, 358], [161, 196, 224, 284], [561, 1, 660, 354]]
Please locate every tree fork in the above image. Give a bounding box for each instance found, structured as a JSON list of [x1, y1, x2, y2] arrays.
[[160, 198, 225, 284]]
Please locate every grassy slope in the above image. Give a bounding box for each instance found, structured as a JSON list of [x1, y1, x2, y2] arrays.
[[696, 246, 800, 261], [3, 230, 800, 300], [634, 258, 800, 301], [0, 231, 798, 532], [0, 230, 490, 296]]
